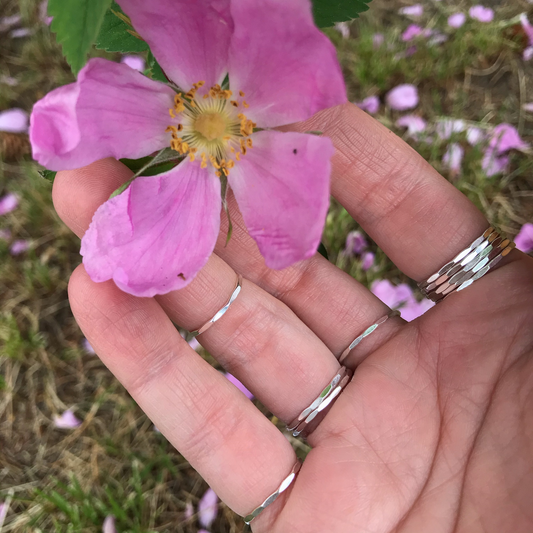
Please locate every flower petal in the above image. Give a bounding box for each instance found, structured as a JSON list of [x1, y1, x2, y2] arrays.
[[117, 0, 232, 90], [228, 0, 346, 128], [228, 130, 332, 269], [514, 223, 533, 253], [448, 12, 466, 28], [0, 193, 19, 215], [102, 516, 116, 533], [469, 5, 494, 23], [386, 84, 419, 110], [224, 372, 254, 400], [488, 123, 529, 154], [54, 409, 81, 429], [81, 160, 221, 297], [0, 108, 29, 133], [198, 488, 219, 528], [30, 58, 175, 171], [442, 142, 464, 175]]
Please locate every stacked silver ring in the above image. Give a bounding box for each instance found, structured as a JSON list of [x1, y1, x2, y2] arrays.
[[243, 461, 301, 525], [287, 366, 352, 438], [419, 227, 515, 303]]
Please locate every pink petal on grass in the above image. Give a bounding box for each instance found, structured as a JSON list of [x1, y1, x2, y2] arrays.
[[489, 123, 530, 154], [402, 24, 422, 41], [227, 0, 346, 128], [81, 160, 221, 297], [10, 240, 29, 255], [0, 15, 21, 32], [54, 409, 81, 429], [118, 0, 232, 90], [30, 58, 175, 171], [361, 251, 375, 271], [524, 47, 533, 61], [225, 372, 254, 400], [356, 95, 380, 114], [39, 1, 53, 25], [0, 193, 18, 215], [399, 4, 423, 17], [466, 127, 484, 145], [198, 488, 218, 529], [0, 108, 29, 133], [442, 142, 464, 175], [481, 148, 509, 177], [448, 12, 466, 28], [514, 223, 533, 253], [396, 114, 427, 137], [520, 13, 533, 46], [227, 131, 333, 270], [120, 54, 145, 72], [184, 501, 194, 521], [345, 230, 367, 254], [82, 338, 95, 354], [10, 28, 32, 38], [386, 84, 419, 110], [102, 515, 116, 533], [469, 5, 494, 23]]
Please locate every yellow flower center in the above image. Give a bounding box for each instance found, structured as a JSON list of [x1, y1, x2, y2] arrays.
[[166, 81, 256, 177]]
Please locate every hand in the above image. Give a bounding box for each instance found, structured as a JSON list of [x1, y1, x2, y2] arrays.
[[53, 103, 533, 533]]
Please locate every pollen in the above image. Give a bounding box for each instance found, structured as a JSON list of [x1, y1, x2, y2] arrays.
[[166, 81, 256, 176]]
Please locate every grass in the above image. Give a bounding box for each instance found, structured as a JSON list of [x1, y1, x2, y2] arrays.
[[0, 0, 532, 531]]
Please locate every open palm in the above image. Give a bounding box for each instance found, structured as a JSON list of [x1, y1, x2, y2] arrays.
[[53, 104, 533, 533]]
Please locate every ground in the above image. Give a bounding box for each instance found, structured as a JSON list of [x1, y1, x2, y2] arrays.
[[0, 0, 532, 531]]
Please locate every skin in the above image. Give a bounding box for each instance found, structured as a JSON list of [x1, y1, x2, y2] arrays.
[[53, 103, 533, 533]]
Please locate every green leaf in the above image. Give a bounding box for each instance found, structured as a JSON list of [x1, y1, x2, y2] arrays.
[[48, 0, 112, 74], [95, 1, 149, 53], [312, 0, 372, 27], [147, 52, 167, 82], [38, 169, 57, 183], [317, 242, 329, 260]]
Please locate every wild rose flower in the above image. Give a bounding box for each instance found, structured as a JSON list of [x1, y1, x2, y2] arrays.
[[0, 108, 29, 133], [399, 4, 423, 17], [442, 143, 464, 176], [0, 193, 18, 215], [53, 409, 81, 429], [386, 84, 419, 110], [469, 6, 494, 23], [198, 487, 219, 529], [489, 124, 529, 154], [356, 95, 380, 115], [448, 13, 466, 28], [30, 0, 346, 297], [514, 223, 533, 253]]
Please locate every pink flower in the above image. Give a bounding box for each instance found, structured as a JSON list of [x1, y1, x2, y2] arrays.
[[121, 55, 145, 72], [102, 516, 116, 533], [469, 5, 494, 23], [39, 1, 53, 25], [0, 108, 29, 133], [0, 229, 11, 241], [466, 126, 484, 145], [225, 372, 254, 400], [345, 230, 367, 254], [442, 142, 464, 175], [198, 487, 218, 529], [386, 84, 419, 110], [0, 501, 7, 525], [82, 338, 95, 354], [53, 409, 81, 429], [356, 95, 380, 115], [515, 223, 533, 253], [399, 4, 423, 17], [0, 15, 21, 32], [30, 0, 346, 298], [481, 148, 509, 177], [10, 239, 29, 255], [524, 47, 533, 61], [371, 279, 433, 321], [396, 114, 426, 138], [361, 251, 375, 271], [435, 118, 465, 140], [448, 12, 466, 28], [373, 33, 384, 49], [10, 28, 32, 38], [520, 13, 533, 46], [489, 124, 529, 154], [400, 298, 434, 322], [0, 193, 18, 215], [402, 24, 423, 41]]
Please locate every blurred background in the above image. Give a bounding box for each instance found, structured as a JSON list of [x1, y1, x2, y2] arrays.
[[0, 0, 532, 531]]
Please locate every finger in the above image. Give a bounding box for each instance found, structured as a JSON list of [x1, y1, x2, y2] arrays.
[[68, 265, 296, 519], [284, 103, 490, 281]]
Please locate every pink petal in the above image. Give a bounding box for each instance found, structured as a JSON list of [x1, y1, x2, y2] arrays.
[[524, 46, 533, 61], [399, 4, 424, 17], [481, 147, 509, 177], [81, 161, 221, 297], [0, 193, 18, 215], [334, 22, 350, 39], [345, 230, 367, 254], [356, 95, 380, 115], [448, 12, 466, 28], [82, 338, 95, 354], [102, 515, 116, 533], [402, 24, 422, 41], [514, 223, 533, 253], [198, 488, 218, 529], [0, 108, 29, 133], [0, 502, 7, 526], [30, 58, 175, 171], [10, 240, 29, 255], [225, 372, 254, 400], [373, 33, 384, 49], [386, 84, 419, 110], [53, 409, 81, 429], [371, 280, 416, 309], [396, 114, 427, 137], [120, 55, 145, 72], [117, 0, 232, 90], [227, 131, 333, 269], [466, 127, 484, 145], [435, 118, 465, 140], [184, 501, 194, 521], [489, 123, 530, 154], [39, 1, 53, 25], [361, 251, 375, 271], [0, 229, 12, 241], [227, 0, 346, 128], [469, 5, 494, 23], [0, 15, 21, 32], [11, 27, 32, 38], [520, 13, 533, 46], [442, 142, 464, 175], [400, 298, 434, 322]]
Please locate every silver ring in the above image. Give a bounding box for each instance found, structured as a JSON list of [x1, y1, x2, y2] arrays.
[[339, 310, 400, 365], [190, 274, 243, 337], [286, 367, 352, 437], [243, 461, 301, 525], [418, 228, 515, 302]]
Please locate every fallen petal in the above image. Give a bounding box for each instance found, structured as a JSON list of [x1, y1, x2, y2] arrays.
[[524, 46, 533, 61], [399, 4, 424, 17], [514, 223, 533, 253], [198, 488, 218, 528], [0, 193, 19, 215], [448, 12, 466, 28], [361, 251, 375, 271], [489, 123, 529, 153], [481, 147, 509, 176], [442, 142, 464, 175], [82, 338, 95, 354], [520, 13, 533, 46], [466, 126, 484, 145], [0, 108, 29, 133], [402, 24, 422, 41], [523, 102, 533, 112], [396, 114, 427, 137], [356, 95, 380, 115], [10, 240, 29, 256], [10, 27, 32, 38], [39, 1, 53, 25], [54, 409, 81, 429], [184, 501, 194, 521], [102, 515, 116, 533], [0, 14, 22, 32], [469, 5, 494, 23], [386, 84, 419, 110]]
